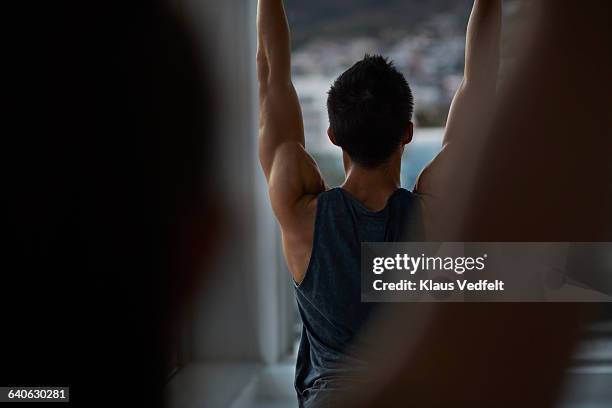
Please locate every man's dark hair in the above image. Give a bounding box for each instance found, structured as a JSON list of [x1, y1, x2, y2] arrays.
[[327, 54, 414, 168]]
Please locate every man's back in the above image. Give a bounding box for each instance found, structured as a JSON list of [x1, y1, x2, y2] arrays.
[[256, 0, 501, 406], [294, 188, 422, 407]]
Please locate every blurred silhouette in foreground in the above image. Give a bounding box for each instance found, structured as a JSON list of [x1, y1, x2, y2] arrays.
[[4, 1, 218, 406], [343, 1, 611, 407]]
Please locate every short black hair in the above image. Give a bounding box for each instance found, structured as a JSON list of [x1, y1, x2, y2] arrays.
[[327, 54, 414, 168]]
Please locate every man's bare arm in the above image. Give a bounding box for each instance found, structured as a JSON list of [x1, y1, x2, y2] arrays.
[[257, 0, 325, 281], [444, 0, 501, 146], [257, 0, 325, 203], [415, 0, 501, 196], [257, 0, 301, 176]]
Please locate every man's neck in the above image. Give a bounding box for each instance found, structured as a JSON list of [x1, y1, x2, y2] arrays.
[[341, 159, 402, 212]]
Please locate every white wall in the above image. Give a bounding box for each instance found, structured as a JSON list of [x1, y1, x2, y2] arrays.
[[181, 0, 292, 365]]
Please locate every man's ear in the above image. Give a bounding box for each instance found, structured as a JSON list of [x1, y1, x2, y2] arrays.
[[402, 121, 414, 145], [327, 127, 339, 146]]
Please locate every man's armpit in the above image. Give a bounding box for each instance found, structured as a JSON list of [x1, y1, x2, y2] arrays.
[[413, 144, 452, 198], [267, 142, 324, 221]]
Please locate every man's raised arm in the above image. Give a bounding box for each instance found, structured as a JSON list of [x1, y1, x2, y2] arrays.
[[414, 0, 501, 200], [257, 0, 302, 180], [256, 0, 325, 239], [444, 0, 501, 146]]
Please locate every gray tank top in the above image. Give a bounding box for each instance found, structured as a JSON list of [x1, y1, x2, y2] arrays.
[[294, 187, 423, 407]]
